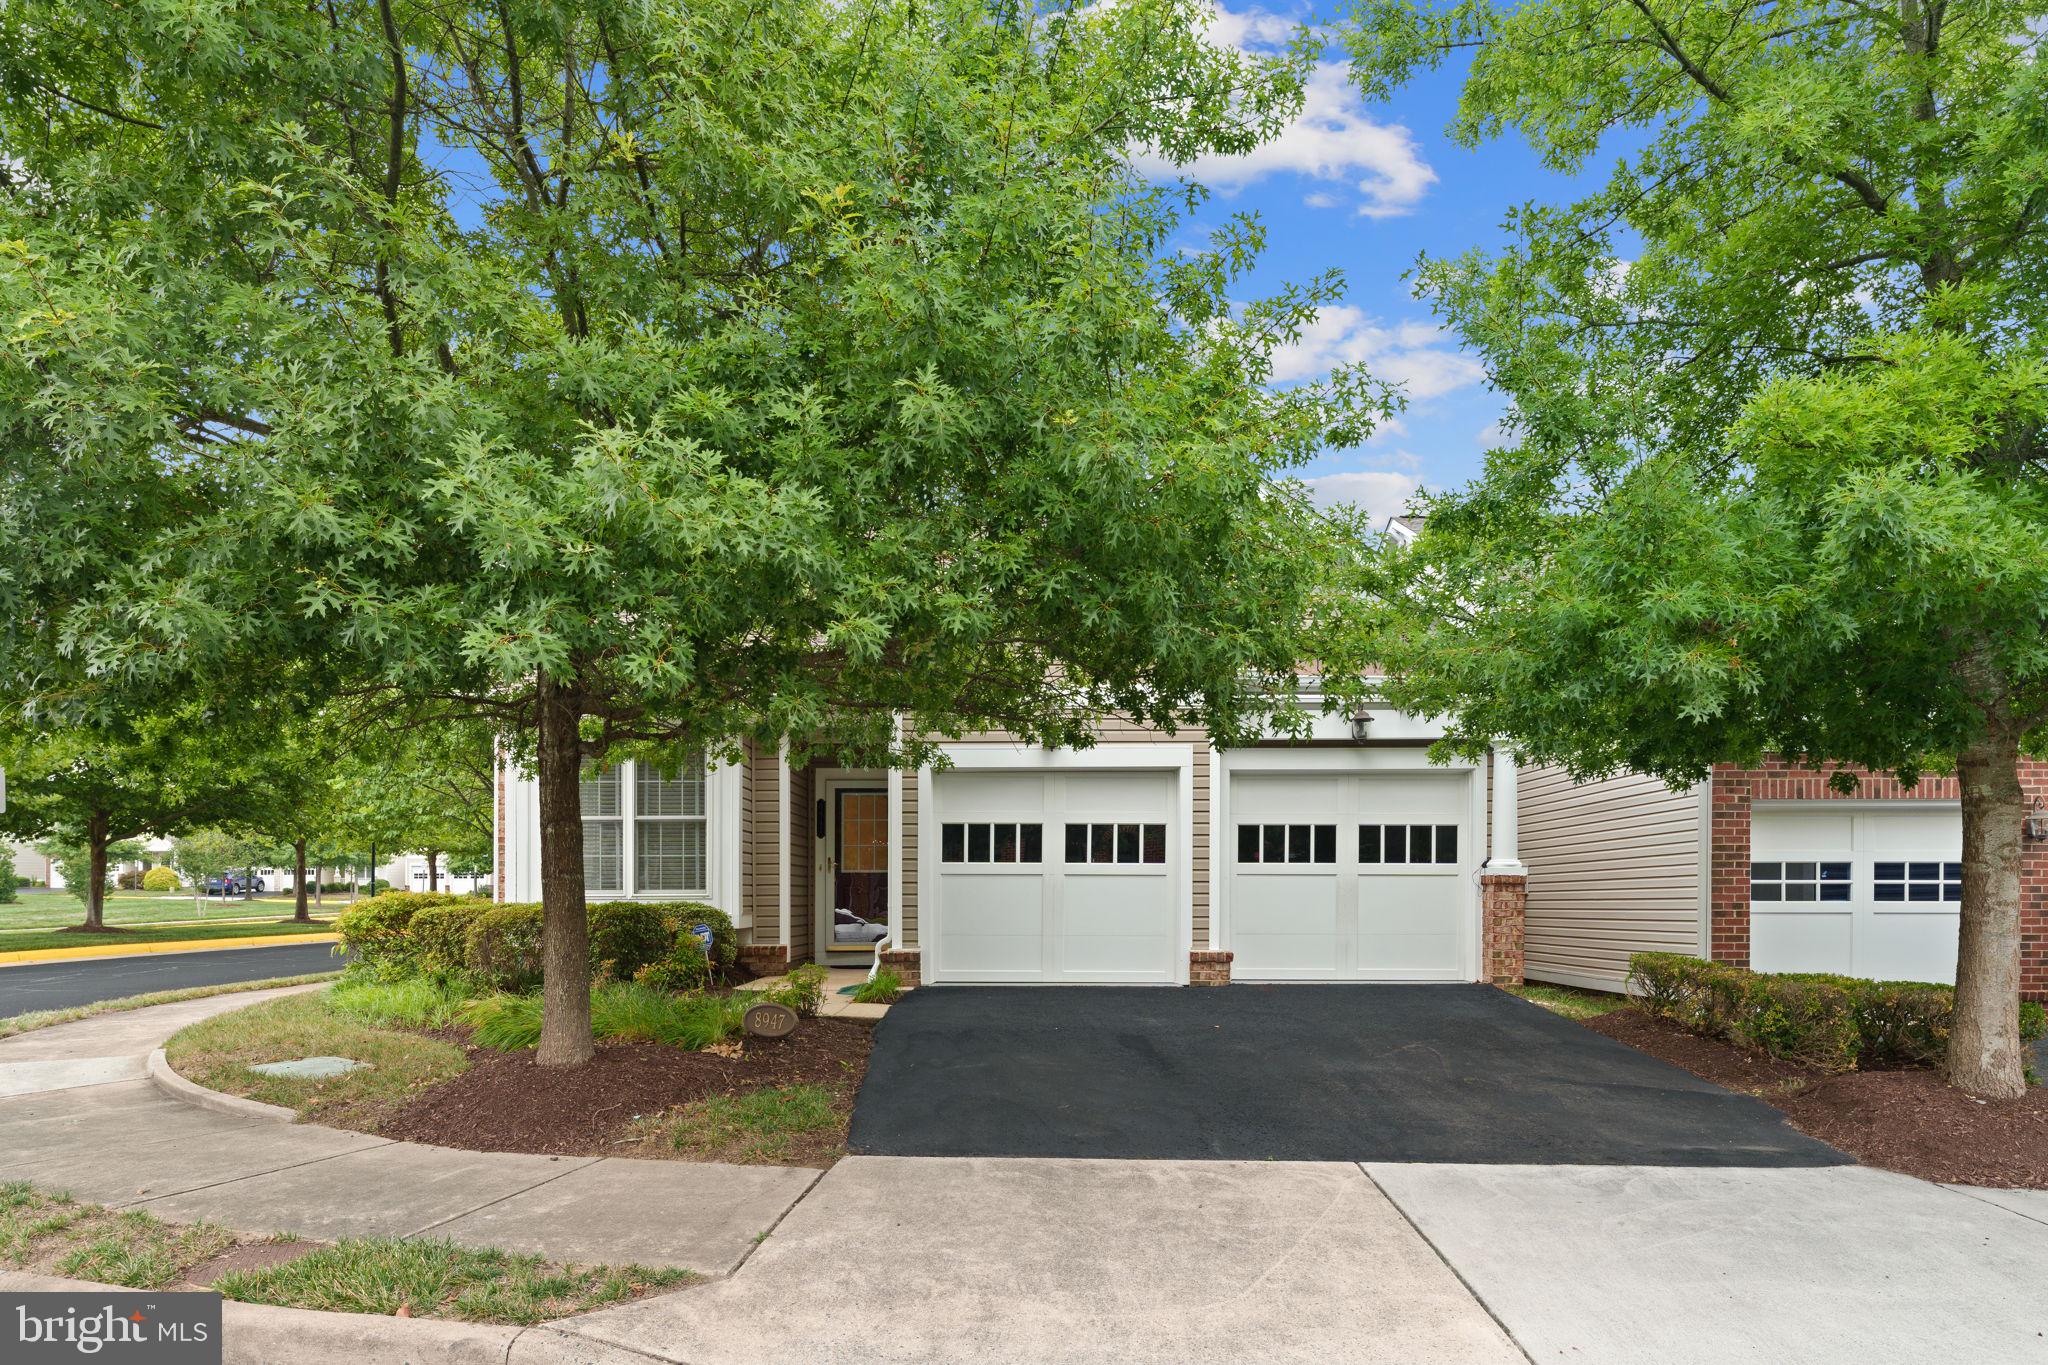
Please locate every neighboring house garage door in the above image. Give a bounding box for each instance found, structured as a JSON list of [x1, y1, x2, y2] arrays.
[[1750, 804, 1962, 983], [928, 769, 1180, 983], [1228, 772, 1473, 981]]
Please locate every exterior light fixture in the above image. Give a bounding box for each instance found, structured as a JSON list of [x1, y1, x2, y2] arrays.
[[2027, 797, 2048, 843], [1349, 708, 1373, 744]]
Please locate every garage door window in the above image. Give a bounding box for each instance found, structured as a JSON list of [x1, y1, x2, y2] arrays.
[[1750, 861, 1851, 902], [1065, 822, 1165, 864], [1359, 824, 1458, 865], [1236, 824, 1336, 864], [941, 822, 1044, 864], [1873, 861, 1961, 903]]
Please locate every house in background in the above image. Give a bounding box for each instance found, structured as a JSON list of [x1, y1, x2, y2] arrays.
[[1519, 761, 2048, 1000], [495, 695, 1534, 988]]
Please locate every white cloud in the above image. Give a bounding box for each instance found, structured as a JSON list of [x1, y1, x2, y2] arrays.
[[1302, 470, 1421, 524], [1128, 8, 1437, 219], [1268, 305, 1486, 396], [1303, 191, 1340, 209]]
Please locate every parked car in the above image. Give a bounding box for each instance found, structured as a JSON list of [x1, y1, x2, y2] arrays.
[[202, 871, 266, 896]]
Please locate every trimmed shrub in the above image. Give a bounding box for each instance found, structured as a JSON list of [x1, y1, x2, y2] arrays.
[[636, 938, 711, 994], [588, 902, 672, 983], [464, 903, 545, 990], [1627, 952, 2048, 1073], [115, 868, 145, 891], [334, 891, 470, 976], [763, 961, 828, 1018], [141, 866, 181, 892], [409, 900, 489, 977], [655, 902, 738, 981], [0, 863, 17, 904]]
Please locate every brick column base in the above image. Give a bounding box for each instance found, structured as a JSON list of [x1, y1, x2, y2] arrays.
[[738, 944, 790, 978], [1189, 951, 1233, 986], [879, 949, 921, 988], [1480, 874, 1526, 985]]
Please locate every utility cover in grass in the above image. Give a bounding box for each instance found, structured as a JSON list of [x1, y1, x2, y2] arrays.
[[249, 1056, 370, 1079]]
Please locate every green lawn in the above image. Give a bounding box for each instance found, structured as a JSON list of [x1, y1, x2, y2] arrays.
[[165, 990, 468, 1130], [0, 1183, 690, 1323], [0, 919, 342, 954], [0, 890, 361, 932]]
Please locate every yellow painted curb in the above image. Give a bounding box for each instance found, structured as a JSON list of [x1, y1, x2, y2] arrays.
[[0, 934, 340, 966]]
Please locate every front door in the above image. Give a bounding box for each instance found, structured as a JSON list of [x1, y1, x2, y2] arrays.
[[827, 786, 889, 954]]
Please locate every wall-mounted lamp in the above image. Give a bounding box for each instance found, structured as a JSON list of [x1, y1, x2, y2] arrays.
[[2027, 797, 2048, 842], [1349, 707, 1373, 744]]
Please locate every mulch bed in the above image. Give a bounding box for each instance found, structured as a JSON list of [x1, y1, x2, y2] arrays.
[[376, 1018, 872, 1161], [1588, 1007, 2048, 1188]]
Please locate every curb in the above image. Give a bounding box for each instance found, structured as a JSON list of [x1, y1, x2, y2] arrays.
[[0, 1270, 681, 1365], [147, 1048, 299, 1124], [0, 933, 339, 966]]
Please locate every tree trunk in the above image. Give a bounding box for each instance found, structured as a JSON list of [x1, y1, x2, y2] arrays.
[[294, 839, 311, 922], [83, 812, 109, 931], [1946, 731, 2029, 1098], [315, 867, 324, 910], [427, 850, 439, 892], [535, 674, 594, 1067]]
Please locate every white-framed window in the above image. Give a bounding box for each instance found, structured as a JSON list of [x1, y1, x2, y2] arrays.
[[1064, 822, 1166, 865], [580, 766, 625, 893], [1359, 823, 1459, 866], [578, 757, 711, 899], [635, 760, 707, 893], [941, 822, 1044, 864]]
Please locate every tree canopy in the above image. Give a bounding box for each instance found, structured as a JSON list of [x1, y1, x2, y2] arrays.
[[1348, 0, 2048, 1095], [2, 0, 1385, 1061]]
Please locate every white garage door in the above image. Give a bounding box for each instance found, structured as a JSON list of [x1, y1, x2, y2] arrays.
[[1750, 805, 1961, 983], [1228, 772, 1473, 981], [929, 769, 1179, 983]]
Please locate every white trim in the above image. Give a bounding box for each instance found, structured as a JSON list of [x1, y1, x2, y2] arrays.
[[887, 751, 905, 948], [1696, 778, 1715, 958], [1203, 737, 1219, 950], [918, 743, 1195, 986], [1213, 745, 1486, 982], [777, 740, 792, 948], [814, 768, 890, 959], [709, 758, 743, 917]]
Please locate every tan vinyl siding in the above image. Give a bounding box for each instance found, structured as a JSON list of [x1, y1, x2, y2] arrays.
[[905, 720, 1209, 947], [787, 764, 813, 962], [1521, 765, 1704, 990], [742, 743, 781, 943]]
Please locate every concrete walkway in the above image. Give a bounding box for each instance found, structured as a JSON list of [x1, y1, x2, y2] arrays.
[[0, 988, 817, 1275], [9, 989, 2048, 1363]]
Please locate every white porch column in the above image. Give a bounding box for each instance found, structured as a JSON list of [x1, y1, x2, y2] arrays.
[[1486, 744, 1527, 874], [777, 739, 792, 946]]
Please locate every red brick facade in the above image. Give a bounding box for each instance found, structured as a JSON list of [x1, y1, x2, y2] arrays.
[[738, 943, 791, 977], [878, 949, 922, 989], [1189, 951, 1233, 986], [1707, 759, 2048, 1000], [1480, 874, 1526, 985]]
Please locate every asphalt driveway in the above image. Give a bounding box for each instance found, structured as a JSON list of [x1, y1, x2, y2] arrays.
[[849, 984, 1849, 1165]]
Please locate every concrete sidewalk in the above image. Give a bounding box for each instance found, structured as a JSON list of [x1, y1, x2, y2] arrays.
[[0, 987, 818, 1275]]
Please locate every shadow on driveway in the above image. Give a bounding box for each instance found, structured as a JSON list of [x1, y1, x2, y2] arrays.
[[849, 984, 1849, 1166]]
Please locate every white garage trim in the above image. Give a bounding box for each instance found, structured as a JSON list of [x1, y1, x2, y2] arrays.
[[1215, 747, 1487, 982], [918, 744, 1195, 985]]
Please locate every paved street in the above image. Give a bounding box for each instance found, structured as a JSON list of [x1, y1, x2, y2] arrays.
[[0, 941, 345, 1017]]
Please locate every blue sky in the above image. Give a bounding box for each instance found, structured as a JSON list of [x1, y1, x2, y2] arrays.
[[1133, 4, 1568, 527]]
